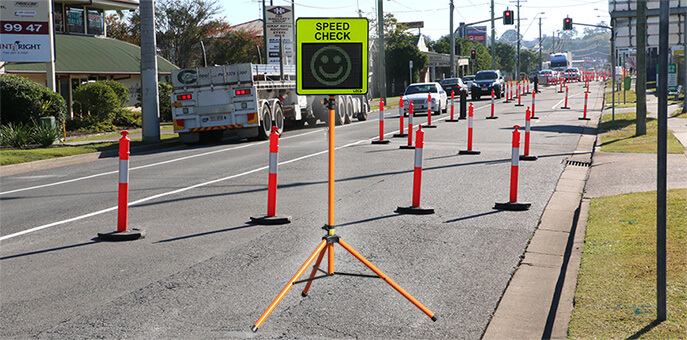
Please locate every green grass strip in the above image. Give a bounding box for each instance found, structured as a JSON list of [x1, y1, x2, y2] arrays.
[[600, 112, 685, 154], [569, 189, 687, 339]]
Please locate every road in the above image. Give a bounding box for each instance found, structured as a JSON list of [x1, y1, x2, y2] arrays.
[[1, 81, 601, 339]]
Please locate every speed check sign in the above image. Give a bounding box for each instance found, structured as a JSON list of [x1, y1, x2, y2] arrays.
[[296, 18, 368, 95]]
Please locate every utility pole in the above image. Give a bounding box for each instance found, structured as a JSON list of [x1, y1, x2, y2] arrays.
[[657, 0, 668, 322], [450, 0, 455, 77], [516, 0, 521, 78], [636, 0, 647, 136], [538, 17, 543, 71], [491, 0, 496, 69], [377, 0, 386, 101], [140, 0, 160, 142]]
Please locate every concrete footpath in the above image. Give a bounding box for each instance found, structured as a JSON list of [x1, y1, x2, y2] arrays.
[[483, 84, 687, 339]]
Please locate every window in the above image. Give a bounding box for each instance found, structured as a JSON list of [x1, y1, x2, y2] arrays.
[[87, 9, 103, 35], [53, 3, 64, 33], [66, 7, 84, 34]]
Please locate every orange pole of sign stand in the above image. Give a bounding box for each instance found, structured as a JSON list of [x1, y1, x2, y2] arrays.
[[251, 96, 437, 333]]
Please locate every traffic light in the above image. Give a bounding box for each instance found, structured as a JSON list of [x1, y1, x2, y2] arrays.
[[503, 10, 514, 25], [563, 17, 573, 30], [471, 50, 476, 59]]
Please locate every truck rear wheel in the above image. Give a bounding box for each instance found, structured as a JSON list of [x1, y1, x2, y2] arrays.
[[258, 102, 273, 140], [272, 102, 285, 134], [344, 97, 353, 124], [335, 96, 345, 126]]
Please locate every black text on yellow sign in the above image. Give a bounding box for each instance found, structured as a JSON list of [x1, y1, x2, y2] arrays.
[[297, 18, 368, 95]]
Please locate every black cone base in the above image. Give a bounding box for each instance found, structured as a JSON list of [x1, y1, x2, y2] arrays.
[[446, 119, 460, 122], [423, 124, 437, 128], [371, 139, 391, 144], [393, 133, 408, 137], [486, 116, 498, 119], [459, 150, 481, 155], [531, 116, 539, 120], [561, 107, 570, 109], [578, 117, 591, 120], [250, 215, 292, 225], [494, 202, 531, 211], [515, 104, 524, 107], [399, 145, 416, 149], [97, 228, 145, 241], [519, 155, 538, 161], [396, 206, 435, 215]]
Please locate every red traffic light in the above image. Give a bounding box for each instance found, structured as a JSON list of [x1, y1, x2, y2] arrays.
[[470, 50, 476, 59], [563, 17, 573, 30], [503, 10, 514, 25]]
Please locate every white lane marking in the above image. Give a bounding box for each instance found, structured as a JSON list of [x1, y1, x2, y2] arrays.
[[0, 137, 371, 242], [551, 92, 582, 110]]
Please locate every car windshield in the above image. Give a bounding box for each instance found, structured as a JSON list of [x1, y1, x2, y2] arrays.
[[405, 84, 437, 94], [463, 76, 474, 81], [441, 78, 459, 85], [475, 72, 498, 80], [565, 68, 577, 73]]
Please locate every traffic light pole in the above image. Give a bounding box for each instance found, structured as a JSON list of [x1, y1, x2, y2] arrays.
[[453, 16, 503, 73], [491, 0, 496, 70]]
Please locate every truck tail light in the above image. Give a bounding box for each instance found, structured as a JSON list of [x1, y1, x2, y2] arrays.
[[176, 94, 192, 100], [235, 89, 251, 96]]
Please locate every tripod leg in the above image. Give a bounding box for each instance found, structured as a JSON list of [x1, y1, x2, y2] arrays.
[[301, 245, 328, 297], [252, 239, 328, 332], [338, 239, 437, 321]]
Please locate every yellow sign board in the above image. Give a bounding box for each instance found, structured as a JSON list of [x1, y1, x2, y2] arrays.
[[296, 18, 368, 95]]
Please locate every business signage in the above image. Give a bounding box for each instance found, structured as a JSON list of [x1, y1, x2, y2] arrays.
[[466, 26, 487, 43], [0, 1, 52, 62], [265, 5, 294, 65], [296, 18, 368, 95]]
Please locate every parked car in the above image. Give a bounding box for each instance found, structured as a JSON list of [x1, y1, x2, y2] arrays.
[[462, 75, 475, 89], [470, 70, 504, 100], [440, 77, 468, 97], [402, 82, 448, 115], [564, 67, 581, 81]]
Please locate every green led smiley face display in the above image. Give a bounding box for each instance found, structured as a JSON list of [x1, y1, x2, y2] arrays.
[[310, 45, 352, 87]]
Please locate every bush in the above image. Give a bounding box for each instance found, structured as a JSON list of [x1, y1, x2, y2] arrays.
[[136, 81, 173, 122], [0, 74, 67, 126], [101, 80, 130, 106], [65, 117, 116, 133], [112, 108, 142, 127], [72, 82, 120, 122], [32, 121, 61, 147], [1, 122, 33, 148]]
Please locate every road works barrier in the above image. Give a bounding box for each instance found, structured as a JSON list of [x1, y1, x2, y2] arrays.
[[97, 131, 145, 241], [372, 99, 390, 144], [400, 101, 415, 149], [425, 92, 437, 128], [504, 83, 510, 103], [494, 126, 531, 211], [487, 89, 498, 119], [579, 91, 590, 120], [515, 83, 523, 107], [396, 126, 434, 215], [251, 127, 291, 225], [531, 90, 539, 119], [394, 97, 408, 137], [459, 103, 481, 155], [561, 86, 571, 109], [520, 107, 538, 161], [447, 90, 459, 122]]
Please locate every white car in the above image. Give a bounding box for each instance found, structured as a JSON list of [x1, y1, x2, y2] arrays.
[[402, 82, 447, 115]]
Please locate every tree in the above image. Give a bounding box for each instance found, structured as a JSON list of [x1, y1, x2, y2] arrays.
[[372, 14, 428, 90], [519, 49, 540, 75], [209, 29, 263, 65], [105, 13, 140, 46], [494, 42, 516, 75]]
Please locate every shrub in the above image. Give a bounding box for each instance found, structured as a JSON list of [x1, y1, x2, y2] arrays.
[[1, 122, 33, 148], [65, 117, 116, 133], [113, 108, 142, 127], [136, 81, 173, 122], [72, 82, 120, 122], [0, 74, 67, 126], [101, 80, 130, 106], [32, 121, 61, 147]]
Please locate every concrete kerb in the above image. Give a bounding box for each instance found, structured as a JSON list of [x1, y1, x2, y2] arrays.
[[482, 83, 603, 340]]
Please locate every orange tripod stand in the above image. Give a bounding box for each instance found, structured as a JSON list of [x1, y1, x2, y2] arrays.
[[251, 96, 437, 333]]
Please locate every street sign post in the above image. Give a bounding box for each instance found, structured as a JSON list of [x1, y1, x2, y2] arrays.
[[296, 18, 368, 95]]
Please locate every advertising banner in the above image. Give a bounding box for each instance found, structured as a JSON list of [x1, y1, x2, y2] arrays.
[[0, 0, 52, 62], [265, 5, 294, 65]]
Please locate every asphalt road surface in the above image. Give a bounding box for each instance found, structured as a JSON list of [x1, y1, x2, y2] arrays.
[[1, 81, 600, 339]]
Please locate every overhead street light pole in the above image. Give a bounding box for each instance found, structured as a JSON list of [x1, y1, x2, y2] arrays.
[[491, 0, 496, 69], [450, 0, 455, 77]]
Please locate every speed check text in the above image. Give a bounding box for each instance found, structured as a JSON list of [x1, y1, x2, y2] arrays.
[[313, 22, 351, 40]]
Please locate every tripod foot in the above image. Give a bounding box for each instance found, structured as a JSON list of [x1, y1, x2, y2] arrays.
[[432, 315, 438, 322], [251, 325, 258, 332]]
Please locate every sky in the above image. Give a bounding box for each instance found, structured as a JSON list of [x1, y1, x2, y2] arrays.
[[218, 0, 612, 42]]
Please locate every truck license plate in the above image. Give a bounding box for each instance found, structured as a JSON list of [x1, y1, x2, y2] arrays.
[[208, 115, 224, 122]]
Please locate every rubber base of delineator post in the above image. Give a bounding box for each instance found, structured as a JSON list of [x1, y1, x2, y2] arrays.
[[515, 104, 524, 107], [486, 116, 498, 119], [561, 106, 570, 109], [395, 206, 435, 215], [446, 119, 459, 122], [371, 140, 391, 144], [399, 145, 416, 149], [458, 150, 481, 155], [578, 117, 591, 120], [393, 133, 408, 137], [423, 125, 437, 128], [519, 155, 538, 161], [250, 215, 292, 225], [493, 202, 531, 211], [530, 116, 539, 120], [97, 228, 145, 241]]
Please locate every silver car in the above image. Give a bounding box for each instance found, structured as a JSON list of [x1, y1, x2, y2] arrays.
[[402, 82, 447, 115]]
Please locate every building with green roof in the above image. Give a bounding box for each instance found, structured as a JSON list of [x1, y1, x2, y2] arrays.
[[0, 0, 178, 116]]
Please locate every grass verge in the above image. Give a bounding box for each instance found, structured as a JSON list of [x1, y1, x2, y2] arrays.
[[605, 89, 637, 106], [599, 112, 685, 154], [1, 133, 179, 166], [568, 189, 687, 339]]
